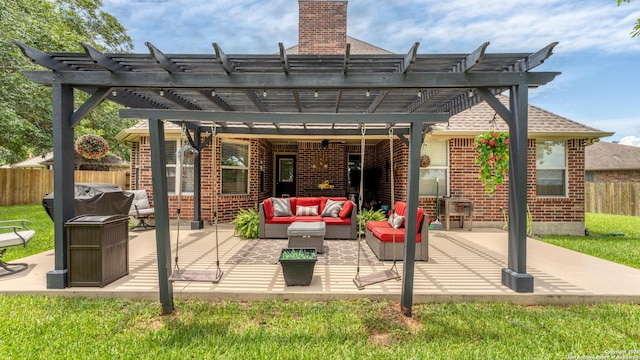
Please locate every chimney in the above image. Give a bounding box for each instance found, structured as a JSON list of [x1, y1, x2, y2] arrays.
[[298, 0, 348, 55]]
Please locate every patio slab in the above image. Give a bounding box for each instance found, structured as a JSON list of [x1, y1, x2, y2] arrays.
[[2, 225, 640, 306]]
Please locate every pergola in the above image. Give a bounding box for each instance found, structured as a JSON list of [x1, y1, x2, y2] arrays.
[[17, 40, 559, 315]]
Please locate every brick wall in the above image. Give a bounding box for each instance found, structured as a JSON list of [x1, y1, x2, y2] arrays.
[[591, 170, 640, 183], [297, 141, 347, 196], [415, 138, 586, 234], [298, 0, 347, 55], [130, 134, 587, 234]]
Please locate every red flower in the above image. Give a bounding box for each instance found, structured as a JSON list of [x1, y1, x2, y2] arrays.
[[474, 131, 509, 194]]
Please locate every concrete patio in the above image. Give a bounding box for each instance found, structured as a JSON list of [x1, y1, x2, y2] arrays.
[[2, 225, 640, 305]]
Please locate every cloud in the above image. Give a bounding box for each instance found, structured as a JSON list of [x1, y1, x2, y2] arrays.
[[619, 136, 640, 147], [102, 0, 640, 54]]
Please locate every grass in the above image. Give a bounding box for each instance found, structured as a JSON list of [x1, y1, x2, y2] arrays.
[[0, 296, 638, 359], [539, 213, 640, 269], [2, 206, 640, 358], [0, 204, 53, 262]]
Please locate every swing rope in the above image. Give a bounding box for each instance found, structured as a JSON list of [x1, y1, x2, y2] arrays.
[[210, 124, 223, 278], [388, 128, 399, 274], [353, 125, 401, 290], [172, 121, 187, 274], [169, 122, 223, 283], [354, 123, 366, 282]]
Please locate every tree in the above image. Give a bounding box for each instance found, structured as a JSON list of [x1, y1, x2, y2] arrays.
[[0, 0, 135, 165], [618, 0, 640, 37]]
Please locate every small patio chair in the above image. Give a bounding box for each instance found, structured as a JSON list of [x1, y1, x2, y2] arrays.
[[0, 219, 35, 277], [128, 189, 155, 231]]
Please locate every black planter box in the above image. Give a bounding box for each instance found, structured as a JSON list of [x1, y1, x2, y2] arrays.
[[279, 248, 317, 286]]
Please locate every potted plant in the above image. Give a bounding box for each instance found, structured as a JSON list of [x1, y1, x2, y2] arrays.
[[279, 248, 317, 286], [231, 207, 259, 239]]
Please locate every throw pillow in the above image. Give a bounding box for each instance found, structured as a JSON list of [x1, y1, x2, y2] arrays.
[[272, 197, 293, 217], [388, 213, 404, 229], [321, 199, 344, 217], [296, 205, 319, 216]]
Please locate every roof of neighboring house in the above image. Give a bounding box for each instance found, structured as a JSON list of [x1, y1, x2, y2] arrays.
[[11, 152, 129, 170], [585, 141, 640, 171], [9, 152, 52, 168], [431, 94, 613, 140]]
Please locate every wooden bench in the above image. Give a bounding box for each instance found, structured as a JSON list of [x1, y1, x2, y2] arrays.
[[0, 219, 35, 277]]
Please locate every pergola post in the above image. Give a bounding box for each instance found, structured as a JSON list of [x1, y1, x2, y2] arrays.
[[46, 83, 75, 289], [191, 128, 204, 230], [401, 122, 423, 316], [148, 118, 175, 314], [501, 84, 534, 292]]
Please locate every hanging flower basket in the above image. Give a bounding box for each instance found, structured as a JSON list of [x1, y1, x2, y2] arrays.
[[75, 134, 109, 160], [475, 131, 509, 194], [177, 144, 199, 163], [420, 155, 431, 168]]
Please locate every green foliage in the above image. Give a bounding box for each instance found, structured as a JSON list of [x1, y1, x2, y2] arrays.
[[0, 0, 134, 165], [1, 297, 639, 359], [279, 248, 317, 260], [356, 208, 387, 234], [231, 207, 260, 239], [475, 131, 509, 194], [618, 0, 640, 37]]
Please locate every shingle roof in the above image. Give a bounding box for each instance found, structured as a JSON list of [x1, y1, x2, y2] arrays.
[[585, 141, 640, 170], [286, 36, 393, 55], [435, 94, 613, 139]]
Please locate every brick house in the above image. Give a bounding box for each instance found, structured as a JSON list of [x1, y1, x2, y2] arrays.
[[116, 0, 612, 236], [585, 141, 640, 183]]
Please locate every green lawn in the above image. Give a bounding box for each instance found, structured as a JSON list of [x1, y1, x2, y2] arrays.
[[0, 296, 638, 359], [0, 204, 53, 262], [538, 213, 640, 269], [3, 206, 640, 358]]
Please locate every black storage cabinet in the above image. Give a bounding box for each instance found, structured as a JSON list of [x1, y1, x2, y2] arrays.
[[65, 214, 129, 287]]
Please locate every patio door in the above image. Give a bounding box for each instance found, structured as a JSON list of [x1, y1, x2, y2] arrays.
[[275, 154, 296, 197]]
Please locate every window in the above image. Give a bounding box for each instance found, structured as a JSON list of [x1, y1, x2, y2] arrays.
[[165, 140, 194, 195], [221, 140, 249, 194], [419, 140, 448, 197], [536, 141, 566, 196], [585, 171, 594, 183]]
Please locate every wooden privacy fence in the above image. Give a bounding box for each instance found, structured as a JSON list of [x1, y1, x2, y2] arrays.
[[0, 168, 130, 206], [585, 182, 640, 217]]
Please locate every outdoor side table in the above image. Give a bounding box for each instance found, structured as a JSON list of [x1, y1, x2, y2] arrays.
[[287, 221, 326, 253], [438, 197, 473, 231]]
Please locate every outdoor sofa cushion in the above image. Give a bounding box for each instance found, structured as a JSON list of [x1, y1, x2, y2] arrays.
[[366, 201, 426, 243], [263, 197, 354, 224]]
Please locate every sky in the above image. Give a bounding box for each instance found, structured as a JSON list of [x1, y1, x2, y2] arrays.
[[102, 0, 640, 146]]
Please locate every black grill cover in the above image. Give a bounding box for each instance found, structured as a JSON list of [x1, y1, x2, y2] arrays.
[[42, 183, 134, 221]]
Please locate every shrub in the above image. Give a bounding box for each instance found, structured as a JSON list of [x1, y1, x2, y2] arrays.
[[231, 207, 259, 239], [356, 208, 387, 235]]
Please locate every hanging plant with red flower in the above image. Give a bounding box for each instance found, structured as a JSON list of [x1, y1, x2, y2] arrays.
[[75, 134, 109, 160], [475, 131, 509, 194]]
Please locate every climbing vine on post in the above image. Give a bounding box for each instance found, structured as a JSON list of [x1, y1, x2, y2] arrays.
[[475, 131, 509, 194]]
